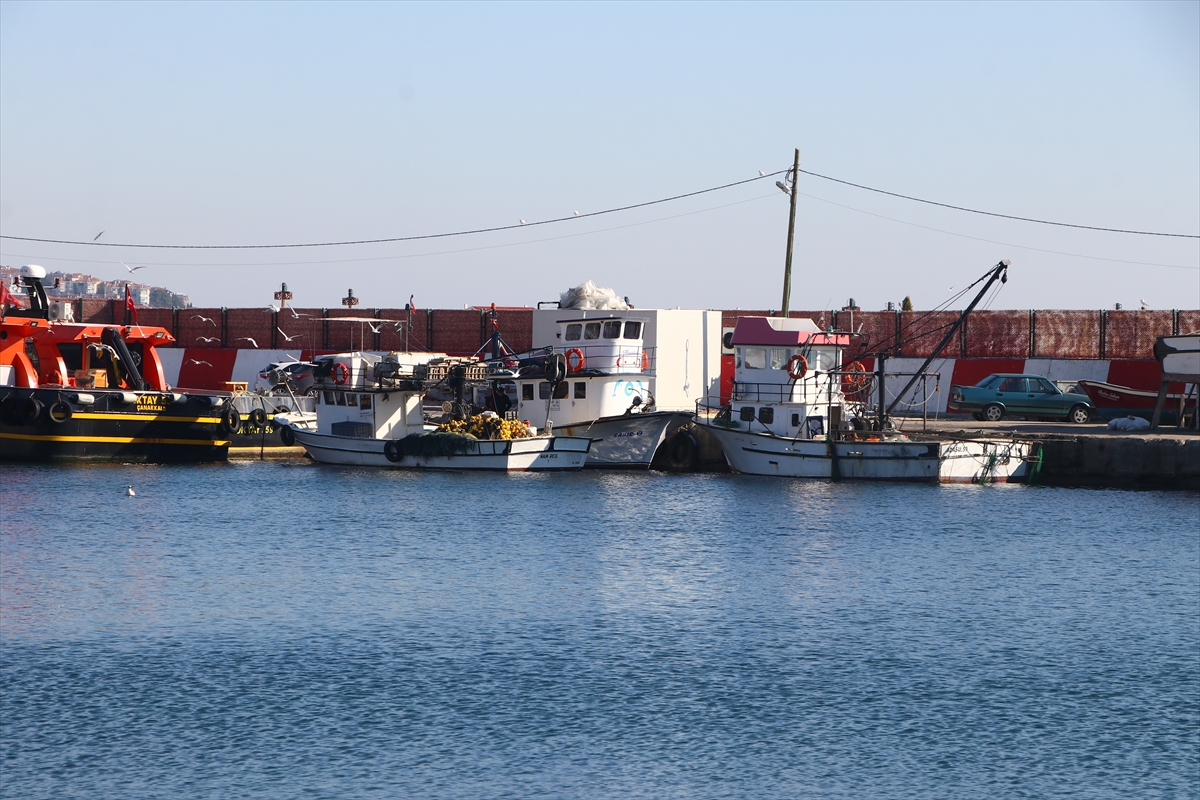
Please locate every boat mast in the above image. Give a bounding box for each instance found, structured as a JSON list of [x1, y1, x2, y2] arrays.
[[883, 259, 1010, 419], [780, 148, 800, 317]]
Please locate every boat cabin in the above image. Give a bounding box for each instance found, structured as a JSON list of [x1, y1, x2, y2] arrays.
[[312, 352, 424, 439]]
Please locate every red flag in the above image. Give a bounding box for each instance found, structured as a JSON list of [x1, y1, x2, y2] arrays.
[[0, 280, 22, 309], [125, 283, 139, 324]]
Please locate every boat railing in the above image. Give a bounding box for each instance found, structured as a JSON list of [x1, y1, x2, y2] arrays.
[[551, 343, 655, 374]]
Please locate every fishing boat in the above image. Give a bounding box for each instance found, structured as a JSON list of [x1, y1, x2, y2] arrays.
[[1078, 379, 1197, 425], [0, 265, 234, 462], [279, 351, 591, 470], [693, 315, 1031, 483], [494, 314, 691, 469]]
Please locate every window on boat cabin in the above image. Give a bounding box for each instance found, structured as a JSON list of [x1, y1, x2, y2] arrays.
[[346, 394, 357, 407], [603, 321, 622, 339], [623, 321, 642, 339], [360, 394, 372, 409], [574, 382, 586, 399], [809, 348, 837, 372], [522, 384, 534, 401], [323, 391, 335, 405], [56, 343, 83, 373], [791, 413, 801, 427], [564, 324, 582, 342], [742, 347, 767, 370], [538, 381, 570, 400], [739, 406, 756, 421], [583, 322, 601, 340], [758, 407, 774, 424], [336, 392, 347, 406], [770, 348, 791, 370], [998, 377, 1026, 393]]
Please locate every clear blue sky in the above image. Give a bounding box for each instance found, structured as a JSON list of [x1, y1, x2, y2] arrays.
[[2, 1, 1197, 312]]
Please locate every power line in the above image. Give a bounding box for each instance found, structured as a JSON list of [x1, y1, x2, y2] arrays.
[[798, 169, 1199, 239], [0, 171, 788, 250]]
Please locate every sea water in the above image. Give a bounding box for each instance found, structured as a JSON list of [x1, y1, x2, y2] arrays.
[[1, 463, 1197, 799]]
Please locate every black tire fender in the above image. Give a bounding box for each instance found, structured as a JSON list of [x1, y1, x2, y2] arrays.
[[19, 396, 44, 425], [665, 431, 698, 472], [219, 406, 241, 435], [384, 439, 402, 463], [249, 408, 267, 427], [279, 425, 296, 446], [48, 399, 73, 424]]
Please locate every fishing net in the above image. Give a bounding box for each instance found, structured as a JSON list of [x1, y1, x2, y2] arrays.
[[395, 432, 477, 458]]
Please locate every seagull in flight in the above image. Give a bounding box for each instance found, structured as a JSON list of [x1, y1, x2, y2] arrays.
[[185, 359, 212, 367], [196, 336, 219, 343], [265, 304, 280, 313], [191, 314, 216, 325], [236, 337, 259, 348], [288, 307, 309, 318], [120, 261, 147, 273], [93, 230, 105, 241], [366, 321, 386, 334], [277, 327, 301, 342]]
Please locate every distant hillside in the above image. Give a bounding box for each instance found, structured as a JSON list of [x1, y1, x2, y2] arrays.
[[0, 266, 191, 308]]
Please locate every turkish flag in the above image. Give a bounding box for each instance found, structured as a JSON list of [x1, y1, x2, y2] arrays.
[[125, 284, 139, 324], [0, 280, 22, 309]]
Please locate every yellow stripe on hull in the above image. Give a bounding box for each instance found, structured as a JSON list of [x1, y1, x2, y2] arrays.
[[69, 412, 223, 424], [0, 432, 229, 446]]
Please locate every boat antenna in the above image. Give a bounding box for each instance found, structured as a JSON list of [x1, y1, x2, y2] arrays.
[[884, 260, 1009, 418]]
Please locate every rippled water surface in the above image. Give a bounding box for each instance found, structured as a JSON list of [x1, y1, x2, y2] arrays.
[[1, 463, 1197, 799]]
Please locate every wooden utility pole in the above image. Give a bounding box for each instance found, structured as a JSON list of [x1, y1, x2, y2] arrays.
[[780, 147, 800, 317]]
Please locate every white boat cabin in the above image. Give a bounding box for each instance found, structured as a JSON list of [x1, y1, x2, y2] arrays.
[[513, 316, 654, 430], [728, 317, 854, 439], [313, 352, 423, 439]]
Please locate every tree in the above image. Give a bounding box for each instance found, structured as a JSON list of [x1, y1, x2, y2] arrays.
[[901, 296, 913, 312]]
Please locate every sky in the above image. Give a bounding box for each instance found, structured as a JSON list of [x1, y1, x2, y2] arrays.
[[1, 0, 1197, 313]]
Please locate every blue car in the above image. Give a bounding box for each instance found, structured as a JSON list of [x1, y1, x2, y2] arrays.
[[948, 374, 1095, 423]]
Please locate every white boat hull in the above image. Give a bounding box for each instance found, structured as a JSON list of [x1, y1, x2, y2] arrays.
[[554, 411, 690, 469], [698, 421, 1030, 483], [290, 427, 590, 471]]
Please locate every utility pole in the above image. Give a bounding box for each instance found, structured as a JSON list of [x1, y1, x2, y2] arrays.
[[780, 147, 800, 317]]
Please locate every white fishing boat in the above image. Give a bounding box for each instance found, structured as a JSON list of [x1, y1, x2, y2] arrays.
[[279, 352, 591, 470], [694, 316, 1031, 483], [496, 314, 691, 469]]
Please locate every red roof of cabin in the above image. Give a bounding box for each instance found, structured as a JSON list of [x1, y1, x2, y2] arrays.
[[730, 317, 849, 347]]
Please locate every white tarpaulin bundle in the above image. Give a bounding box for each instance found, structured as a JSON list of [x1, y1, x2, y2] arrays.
[[559, 280, 630, 310]]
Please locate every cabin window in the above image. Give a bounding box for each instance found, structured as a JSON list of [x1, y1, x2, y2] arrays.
[[564, 324, 582, 341], [323, 391, 335, 405], [336, 392, 347, 406], [770, 348, 791, 370], [346, 394, 357, 407], [623, 321, 641, 339], [739, 406, 756, 421], [806, 417, 825, 439], [522, 384, 534, 400], [554, 381, 568, 399], [759, 407, 774, 424], [603, 321, 622, 339], [360, 394, 372, 409], [583, 322, 601, 340], [791, 413, 800, 427], [743, 348, 766, 370], [574, 382, 586, 399], [57, 343, 83, 373]]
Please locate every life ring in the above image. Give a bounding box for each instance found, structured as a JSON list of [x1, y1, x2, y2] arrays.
[[249, 408, 267, 427], [332, 362, 349, 385], [384, 439, 402, 463], [48, 399, 73, 424], [786, 354, 808, 381], [842, 361, 869, 391], [565, 348, 585, 373], [641, 350, 649, 372], [219, 406, 241, 435], [279, 425, 295, 446]]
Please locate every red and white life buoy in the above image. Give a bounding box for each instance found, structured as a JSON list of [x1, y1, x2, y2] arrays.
[[332, 362, 349, 385], [786, 354, 808, 381], [641, 350, 649, 372], [565, 348, 585, 373]]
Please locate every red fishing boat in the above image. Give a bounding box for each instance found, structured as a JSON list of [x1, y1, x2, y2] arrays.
[[1, 265, 234, 462], [1077, 379, 1196, 425]]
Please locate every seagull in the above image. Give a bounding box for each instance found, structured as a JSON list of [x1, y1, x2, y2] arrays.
[[758, 171, 765, 177], [573, 210, 580, 216], [265, 304, 279, 313], [288, 307, 309, 319], [277, 327, 300, 342], [94, 230, 105, 241], [196, 336, 219, 343], [185, 359, 212, 367], [1140, 299, 1149, 310], [236, 337, 258, 348], [367, 321, 384, 334], [191, 314, 216, 325], [519, 219, 527, 225], [120, 261, 147, 273], [125, 485, 135, 496]]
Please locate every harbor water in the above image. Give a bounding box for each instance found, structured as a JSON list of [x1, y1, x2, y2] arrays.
[[1, 464, 1197, 799]]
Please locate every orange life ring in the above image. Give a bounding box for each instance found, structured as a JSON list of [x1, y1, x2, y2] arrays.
[[842, 361, 868, 390], [786, 354, 808, 381], [565, 348, 585, 372], [332, 362, 349, 385], [641, 350, 649, 372]]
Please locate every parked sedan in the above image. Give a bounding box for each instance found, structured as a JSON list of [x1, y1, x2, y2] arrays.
[[948, 374, 1095, 423]]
